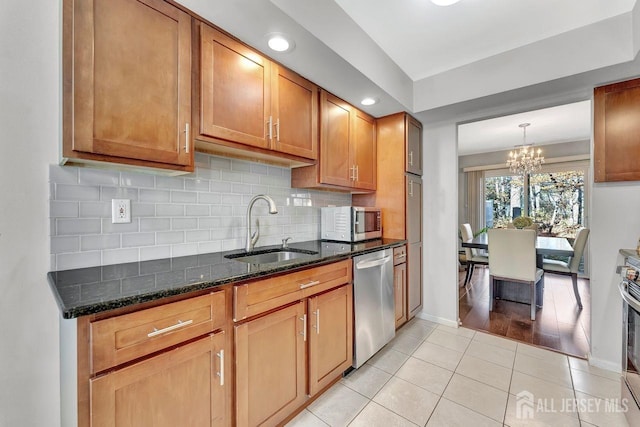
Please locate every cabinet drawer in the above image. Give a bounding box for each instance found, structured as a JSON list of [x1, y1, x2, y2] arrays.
[[90, 291, 225, 373], [393, 246, 407, 266], [233, 259, 352, 321]]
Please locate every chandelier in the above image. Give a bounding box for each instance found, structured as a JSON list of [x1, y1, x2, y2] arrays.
[[507, 123, 544, 175]]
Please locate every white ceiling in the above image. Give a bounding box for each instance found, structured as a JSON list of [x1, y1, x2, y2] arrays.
[[177, 0, 640, 152], [457, 100, 592, 155]]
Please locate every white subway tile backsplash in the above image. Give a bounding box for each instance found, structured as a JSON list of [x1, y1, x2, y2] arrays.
[[50, 164, 78, 184], [139, 189, 170, 203], [78, 168, 119, 186], [140, 245, 171, 261], [122, 232, 155, 248], [103, 248, 139, 265], [185, 178, 210, 192], [156, 231, 185, 245], [49, 153, 350, 270], [102, 218, 139, 234], [56, 184, 100, 201], [100, 186, 139, 201], [171, 243, 198, 257], [171, 191, 197, 204], [56, 251, 102, 270], [120, 172, 155, 188], [156, 204, 184, 217], [81, 234, 120, 251], [156, 176, 185, 189], [172, 218, 198, 230], [140, 218, 171, 232], [186, 205, 209, 217], [79, 202, 110, 218], [50, 201, 79, 218], [57, 218, 102, 235], [51, 236, 80, 254]]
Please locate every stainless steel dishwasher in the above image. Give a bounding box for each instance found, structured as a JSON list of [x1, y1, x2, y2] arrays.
[[352, 248, 395, 368]]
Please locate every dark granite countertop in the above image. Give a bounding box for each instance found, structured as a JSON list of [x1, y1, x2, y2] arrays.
[[48, 238, 406, 319]]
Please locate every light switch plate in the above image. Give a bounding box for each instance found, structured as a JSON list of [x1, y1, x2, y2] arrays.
[[111, 199, 131, 224]]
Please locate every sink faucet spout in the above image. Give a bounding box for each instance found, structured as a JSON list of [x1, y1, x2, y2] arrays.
[[246, 195, 278, 252]]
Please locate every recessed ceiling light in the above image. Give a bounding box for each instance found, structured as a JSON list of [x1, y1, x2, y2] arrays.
[[266, 33, 295, 53], [431, 0, 461, 6], [361, 97, 378, 106]]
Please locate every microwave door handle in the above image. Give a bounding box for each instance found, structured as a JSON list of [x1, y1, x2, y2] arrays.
[[619, 281, 640, 313]]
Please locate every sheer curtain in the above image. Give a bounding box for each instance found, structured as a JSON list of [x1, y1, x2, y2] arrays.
[[466, 170, 485, 234]]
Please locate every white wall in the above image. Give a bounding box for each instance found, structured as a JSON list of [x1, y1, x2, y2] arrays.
[[418, 121, 459, 327], [0, 0, 61, 426], [590, 181, 640, 371]]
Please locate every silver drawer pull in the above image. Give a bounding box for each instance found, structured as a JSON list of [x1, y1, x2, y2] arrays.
[[147, 319, 193, 338], [300, 280, 320, 289], [216, 349, 224, 386], [396, 253, 406, 259]]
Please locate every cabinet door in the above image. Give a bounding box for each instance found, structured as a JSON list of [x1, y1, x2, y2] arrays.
[[352, 109, 377, 190], [394, 262, 408, 328], [320, 91, 353, 187], [235, 302, 307, 427], [308, 285, 353, 396], [594, 78, 640, 182], [90, 332, 226, 427], [406, 174, 423, 243], [406, 115, 423, 176], [69, 0, 192, 167], [407, 242, 423, 318], [271, 65, 318, 159], [199, 25, 271, 149]]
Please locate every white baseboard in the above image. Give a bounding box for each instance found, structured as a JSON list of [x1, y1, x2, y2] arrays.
[[415, 312, 458, 328], [588, 353, 622, 373]]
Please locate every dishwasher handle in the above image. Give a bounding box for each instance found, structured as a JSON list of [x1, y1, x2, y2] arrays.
[[356, 256, 391, 270]]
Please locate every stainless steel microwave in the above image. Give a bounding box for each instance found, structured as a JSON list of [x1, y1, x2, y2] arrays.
[[320, 206, 382, 242]]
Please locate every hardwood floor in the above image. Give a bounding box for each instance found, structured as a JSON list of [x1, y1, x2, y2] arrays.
[[458, 265, 590, 359]]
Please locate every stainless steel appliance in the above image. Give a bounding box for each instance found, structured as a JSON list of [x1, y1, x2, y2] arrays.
[[352, 248, 395, 368], [619, 257, 640, 425], [321, 206, 382, 243]]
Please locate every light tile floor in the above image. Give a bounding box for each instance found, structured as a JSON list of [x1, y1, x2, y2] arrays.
[[286, 318, 629, 427]]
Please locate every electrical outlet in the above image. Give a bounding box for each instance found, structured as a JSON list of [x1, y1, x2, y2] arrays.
[[111, 199, 131, 224]]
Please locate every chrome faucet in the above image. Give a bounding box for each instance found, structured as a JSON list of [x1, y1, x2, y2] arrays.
[[245, 194, 278, 252]]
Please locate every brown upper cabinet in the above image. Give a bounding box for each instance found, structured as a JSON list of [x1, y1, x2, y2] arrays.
[[62, 0, 193, 173], [292, 90, 377, 192], [406, 115, 423, 175], [195, 24, 318, 164], [594, 78, 640, 182]]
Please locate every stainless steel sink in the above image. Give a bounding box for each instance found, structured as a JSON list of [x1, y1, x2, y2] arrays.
[[225, 248, 318, 264]]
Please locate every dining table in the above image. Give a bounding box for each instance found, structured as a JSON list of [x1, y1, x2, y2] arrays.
[[461, 232, 574, 306]]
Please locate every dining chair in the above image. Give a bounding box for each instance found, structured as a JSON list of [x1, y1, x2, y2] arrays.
[[459, 223, 488, 287], [488, 228, 543, 320], [542, 228, 590, 309]]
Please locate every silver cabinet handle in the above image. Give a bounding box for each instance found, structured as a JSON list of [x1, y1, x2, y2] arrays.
[[184, 123, 190, 153], [396, 253, 406, 259], [409, 151, 413, 166], [349, 165, 355, 181], [275, 118, 280, 142], [355, 165, 359, 181], [267, 116, 273, 140], [147, 319, 193, 338], [300, 314, 307, 341], [356, 256, 391, 270], [216, 349, 224, 386], [300, 280, 320, 289], [409, 180, 414, 197], [313, 309, 320, 334]]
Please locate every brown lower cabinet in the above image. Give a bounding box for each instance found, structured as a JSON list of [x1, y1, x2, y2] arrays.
[[393, 246, 408, 328], [90, 332, 226, 427], [233, 260, 353, 426], [234, 284, 353, 426]]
